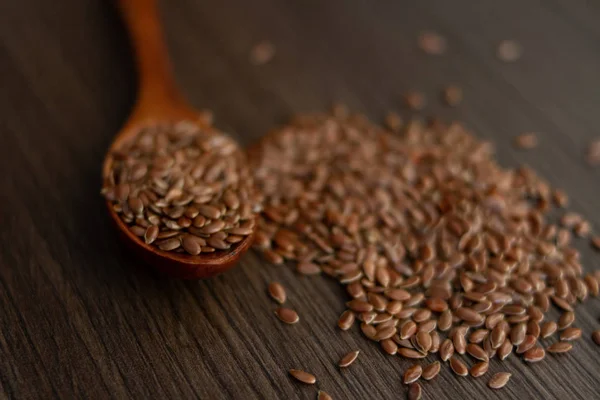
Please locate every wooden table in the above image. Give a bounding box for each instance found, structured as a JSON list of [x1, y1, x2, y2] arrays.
[[2, 0, 600, 398]]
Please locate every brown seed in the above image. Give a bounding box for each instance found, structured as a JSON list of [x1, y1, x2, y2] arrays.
[[510, 323, 526, 346], [422, 361, 441, 381], [449, 356, 468, 377], [469, 329, 489, 344], [442, 85, 462, 107], [516, 335, 537, 354], [400, 320, 418, 340], [403, 364, 423, 384], [560, 327, 582, 341], [385, 112, 403, 132], [523, 346, 545, 362], [453, 328, 467, 354], [418, 31, 447, 55], [438, 310, 452, 331], [268, 282, 286, 304], [404, 91, 426, 111], [497, 40, 522, 62], [415, 332, 432, 353], [466, 343, 488, 362], [144, 225, 159, 244], [250, 41, 275, 65], [592, 237, 600, 250], [488, 372, 511, 389], [407, 383, 422, 400], [547, 342, 573, 353], [347, 300, 373, 313], [551, 295, 574, 312], [558, 311, 575, 330], [587, 139, 600, 165], [381, 339, 398, 355], [430, 331, 441, 353], [497, 339, 513, 361], [592, 331, 600, 345], [470, 362, 489, 378], [338, 310, 355, 331], [275, 307, 299, 324], [398, 348, 427, 359], [318, 391, 333, 400], [514, 132, 538, 150], [158, 238, 181, 251], [541, 321, 558, 338], [338, 350, 360, 368], [297, 262, 321, 275], [440, 339, 454, 362], [289, 369, 316, 384], [456, 307, 484, 323]]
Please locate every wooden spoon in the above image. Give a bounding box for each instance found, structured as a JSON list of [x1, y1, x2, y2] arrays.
[[102, 0, 254, 279]]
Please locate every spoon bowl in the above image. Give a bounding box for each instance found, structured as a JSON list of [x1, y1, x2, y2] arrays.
[[102, 0, 255, 279]]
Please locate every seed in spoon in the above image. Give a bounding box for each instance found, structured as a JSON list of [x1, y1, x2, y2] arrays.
[[275, 307, 299, 324], [268, 282, 286, 304], [289, 369, 316, 384], [338, 350, 360, 368]]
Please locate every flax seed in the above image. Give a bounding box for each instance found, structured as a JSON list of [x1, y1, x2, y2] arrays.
[[268, 282, 286, 304], [407, 382, 422, 400], [470, 362, 489, 378], [275, 307, 299, 324], [422, 361, 441, 380], [403, 364, 423, 384], [560, 327, 582, 341], [289, 369, 316, 384], [592, 331, 600, 345], [547, 342, 572, 353], [488, 372, 511, 389], [338, 350, 360, 368], [449, 356, 468, 377]]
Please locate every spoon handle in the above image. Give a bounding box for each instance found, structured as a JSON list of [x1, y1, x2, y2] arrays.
[[118, 0, 189, 119]]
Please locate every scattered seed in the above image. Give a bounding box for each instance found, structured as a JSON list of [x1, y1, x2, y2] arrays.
[[558, 311, 575, 330], [449, 356, 468, 377], [514, 132, 538, 150], [318, 390, 333, 400], [422, 361, 441, 380], [399, 348, 427, 359], [540, 321, 557, 338], [470, 362, 489, 378], [403, 364, 423, 384], [488, 372, 511, 389], [547, 342, 572, 353], [404, 91, 426, 111], [408, 383, 422, 400], [338, 350, 360, 368], [442, 85, 463, 107], [586, 139, 600, 165], [381, 339, 398, 355], [592, 331, 600, 345], [523, 346, 545, 362], [560, 327, 582, 341], [440, 339, 454, 362], [497, 339, 513, 361], [275, 308, 299, 324], [250, 41, 275, 65], [268, 282, 286, 304], [418, 31, 447, 55], [516, 335, 537, 354], [497, 40, 522, 62], [466, 343, 488, 362], [338, 310, 355, 331], [289, 369, 316, 384]]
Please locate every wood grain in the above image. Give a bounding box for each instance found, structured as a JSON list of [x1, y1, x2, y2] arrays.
[[1, 0, 600, 399]]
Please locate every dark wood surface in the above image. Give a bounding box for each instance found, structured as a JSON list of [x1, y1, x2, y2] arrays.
[[2, 0, 600, 399]]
